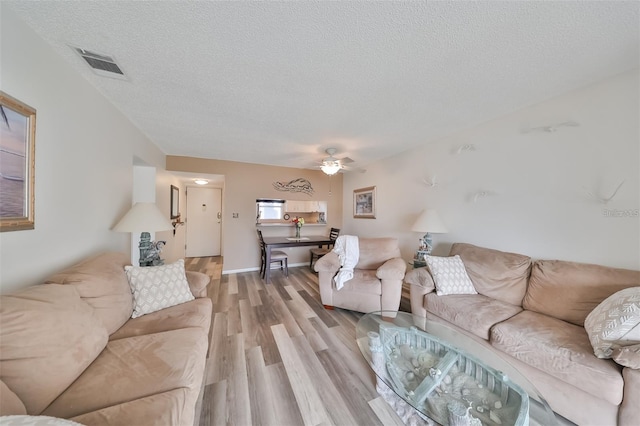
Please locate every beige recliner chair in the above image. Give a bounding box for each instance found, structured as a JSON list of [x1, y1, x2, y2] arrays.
[[313, 237, 407, 314]]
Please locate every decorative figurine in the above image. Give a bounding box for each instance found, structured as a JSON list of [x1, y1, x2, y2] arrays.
[[139, 233, 166, 266]]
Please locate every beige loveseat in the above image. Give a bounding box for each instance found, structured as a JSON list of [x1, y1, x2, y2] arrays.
[[0, 252, 212, 425], [314, 237, 407, 314], [405, 243, 639, 426]]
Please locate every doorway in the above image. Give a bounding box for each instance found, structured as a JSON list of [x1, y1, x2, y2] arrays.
[[186, 187, 222, 257]]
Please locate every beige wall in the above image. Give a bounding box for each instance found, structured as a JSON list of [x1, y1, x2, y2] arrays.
[[0, 7, 166, 293], [155, 170, 186, 264], [343, 70, 640, 270], [166, 156, 343, 272]]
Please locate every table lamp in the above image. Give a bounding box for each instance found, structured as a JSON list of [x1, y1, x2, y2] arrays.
[[411, 209, 448, 263], [113, 202, 173, 266]]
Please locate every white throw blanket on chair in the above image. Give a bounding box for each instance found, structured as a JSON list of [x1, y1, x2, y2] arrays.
[[332, 235, 359, 290]]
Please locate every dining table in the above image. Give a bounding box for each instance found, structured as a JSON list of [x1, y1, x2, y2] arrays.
[[262, 235, 335, 283]]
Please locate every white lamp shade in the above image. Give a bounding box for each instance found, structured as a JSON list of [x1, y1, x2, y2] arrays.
[[113, 202, 173, 233], [411, 209, 448, 233]]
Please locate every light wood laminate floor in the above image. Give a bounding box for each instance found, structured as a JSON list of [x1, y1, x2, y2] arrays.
[[185, 257, 406, 426]]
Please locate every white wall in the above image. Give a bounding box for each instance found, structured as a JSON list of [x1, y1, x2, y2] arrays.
[[0, 6, 166, 293], [343, 70, 640, 270]]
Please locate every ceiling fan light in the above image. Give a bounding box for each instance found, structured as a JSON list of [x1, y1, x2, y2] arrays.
[[321, 161, 341, 175]]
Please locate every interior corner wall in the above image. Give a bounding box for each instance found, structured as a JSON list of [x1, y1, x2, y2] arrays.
[[155, 170, 186, 264], [0, 6, 166, 293], [130, 164, 157, 266], [343, 70, 640, 270]]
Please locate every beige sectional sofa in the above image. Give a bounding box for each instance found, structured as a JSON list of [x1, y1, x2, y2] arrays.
[[0, 252, 212, 425], [405, 243, 639, 426]]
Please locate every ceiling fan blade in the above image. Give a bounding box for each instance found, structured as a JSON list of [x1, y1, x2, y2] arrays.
[[339, 156, 354, 164], [341, 164, 366, 173]]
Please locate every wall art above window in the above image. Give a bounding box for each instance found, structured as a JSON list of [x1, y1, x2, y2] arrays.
[[273, 178, 314, 196]]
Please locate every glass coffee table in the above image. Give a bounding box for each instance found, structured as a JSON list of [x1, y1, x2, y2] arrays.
[[356, 311, 557, 426]]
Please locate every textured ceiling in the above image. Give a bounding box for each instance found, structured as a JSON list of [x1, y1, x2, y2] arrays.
[[6, 1, 639, 171]]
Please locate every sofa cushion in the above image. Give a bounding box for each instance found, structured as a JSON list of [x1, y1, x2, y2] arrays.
[[425, 255, 477, 296], [490, 310, 624, 405], [450, 243, 531, 306], [0, 380, 26, 416], [355, 238, 401, 270], [70, 388, 190, 426], [125, 259, 195, 318], [523, 260, 640, 326], [45, 252, 133, 334], [425, 293, 522, 340], [0, 285, 108, 414], [42, 328, 208, 419], [584, 287, 640, 358], [109, 297, 213, 340], [339, 269, 382, 294]]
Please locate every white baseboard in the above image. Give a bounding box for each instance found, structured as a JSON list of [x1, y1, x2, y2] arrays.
[[222, 262, 308, 275]]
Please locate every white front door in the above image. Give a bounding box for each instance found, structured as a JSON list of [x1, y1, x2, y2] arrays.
[[186, 187, 222, 257]]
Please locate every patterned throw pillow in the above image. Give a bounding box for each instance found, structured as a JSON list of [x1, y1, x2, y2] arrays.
[[125, 259, 195, 318], [584, 287, 640, 358], [425, 255, 477, 296]]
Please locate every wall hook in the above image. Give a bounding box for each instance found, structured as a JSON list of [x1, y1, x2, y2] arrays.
[[171, 215, 184, 236]]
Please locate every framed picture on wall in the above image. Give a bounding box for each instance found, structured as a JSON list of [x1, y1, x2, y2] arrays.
[[0, 91, 36, 232], [353, 186, 376, 219]]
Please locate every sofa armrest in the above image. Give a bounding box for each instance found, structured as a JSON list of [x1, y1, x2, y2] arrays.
[[620, 368, 640, 425], [377, 258, 407, 314], [611, 344, 640, 370], [314, 251, 340, 273], [376, 257, 407, 280], [404, 267, 436, 293], [405, 267, 436, 317], [186, 271, 210, 298]]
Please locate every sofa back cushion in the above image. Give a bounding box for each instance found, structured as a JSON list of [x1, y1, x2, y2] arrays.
[[0, 284, 108, 414], [449, 243, 531, 306], [356, 238, 401, 270], [523, 259, 640, 326], [45, 252, 133, 334]]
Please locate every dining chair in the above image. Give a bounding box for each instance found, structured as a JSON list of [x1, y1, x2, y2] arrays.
[[309, 227, 340, 268], [257, 229, 288, 278]]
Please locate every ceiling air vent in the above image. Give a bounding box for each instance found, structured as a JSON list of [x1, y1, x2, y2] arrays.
[[71, 46, 128, 80]]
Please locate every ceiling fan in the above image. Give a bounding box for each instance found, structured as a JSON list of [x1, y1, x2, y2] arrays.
[[318, 148, 365, 175]]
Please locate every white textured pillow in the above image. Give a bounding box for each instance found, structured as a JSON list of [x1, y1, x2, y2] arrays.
[[584, 287, 640, 358], [425, 255, 477, 296], [125, 259, 195, 318]]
